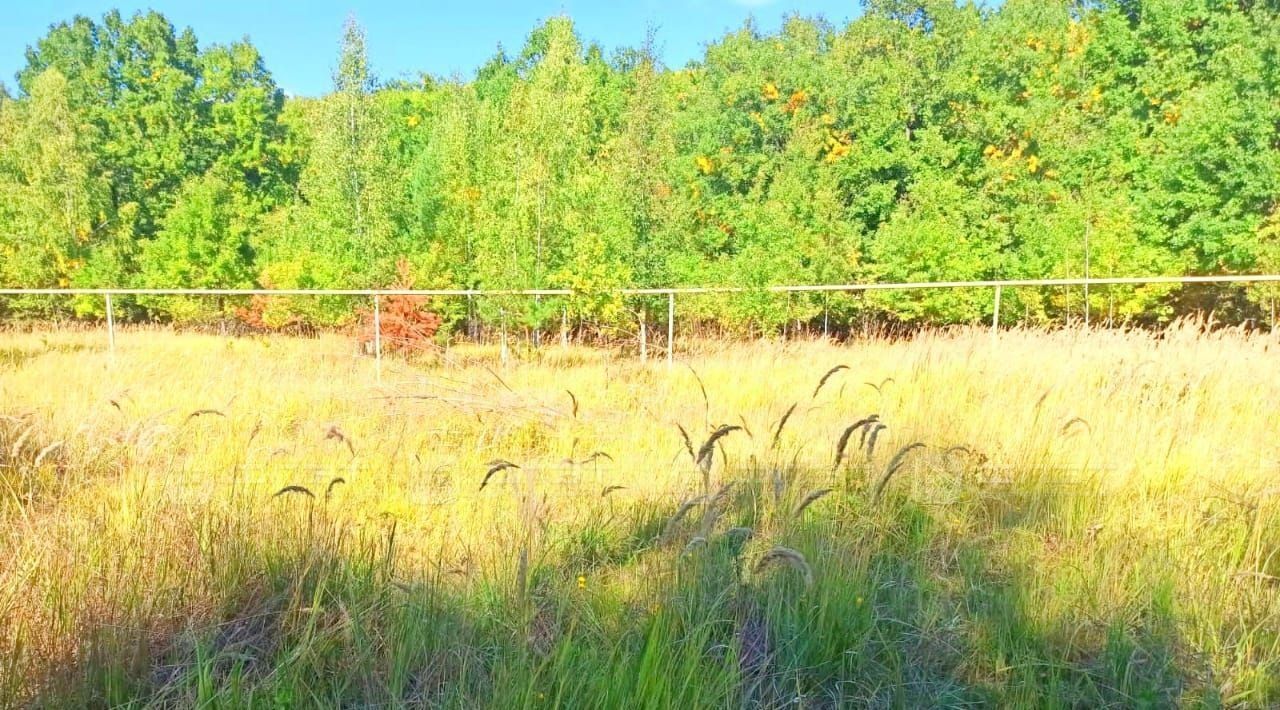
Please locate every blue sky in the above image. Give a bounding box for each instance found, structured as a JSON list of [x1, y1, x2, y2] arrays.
[[1, 0, 863, 96]]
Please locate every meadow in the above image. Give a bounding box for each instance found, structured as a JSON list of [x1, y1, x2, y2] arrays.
[[1, 324, 1278, 708]]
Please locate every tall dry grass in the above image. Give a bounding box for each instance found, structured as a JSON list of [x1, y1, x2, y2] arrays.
[[0, 322, 1277, 706]]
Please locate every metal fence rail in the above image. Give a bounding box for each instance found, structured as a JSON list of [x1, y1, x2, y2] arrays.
[[4, 274, 1279, 380], [4, 273, 1280, 297]]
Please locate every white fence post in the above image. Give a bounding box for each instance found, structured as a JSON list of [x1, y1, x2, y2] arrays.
[[639, 309, 647, 363], [992, 285, 1002, 337], [667, 292, 675, 368], [1271, 289, 1276, 333], [823, 294, 829, 338], [105, 293, 115, 355], [500, 310, 509, 365], [373, 294, 382, 385]]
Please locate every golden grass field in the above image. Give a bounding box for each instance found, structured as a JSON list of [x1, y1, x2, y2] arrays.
[[1, 325, 1278, 707]]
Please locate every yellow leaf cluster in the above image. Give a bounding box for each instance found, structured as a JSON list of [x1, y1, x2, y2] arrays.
[[1081, 86, 1104, 111], [785, 89, 808, 114], [761, 82, 779, 102], [1066, 21, 1091, 58], [823, 130, 851, 163]]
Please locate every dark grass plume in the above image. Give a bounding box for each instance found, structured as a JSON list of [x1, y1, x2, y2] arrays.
[[697, 425, 743, 474], [724, 526, 754, 540], [33, 441, 62, 468], [754, 546, 814, 588], [579, 450, 612, 464], [812, 365, 849, 398], [566, 390, 579, 418], [676, 424, 696, 462], [661, 495, 706, 542], [246, 418, 263, 448], [483, 364, 517, 394], [865, 377, 895, 394], [681, 536, 708, 557], [865, 423, 887, 458], [1060, 417, 1091, 435], [184, 408, 226, 424], [686, 364, 710, 426], [792, 488, 833, 518], [480, 460, 520, 490], [857, 415, 881, 450], [833, 416, 879, 471], [769, 403, 798, 450], [325, 424, 356, 457], [872, 442, 926, 502], [274, 485, 315, 499], [325, 477, 346, 501]]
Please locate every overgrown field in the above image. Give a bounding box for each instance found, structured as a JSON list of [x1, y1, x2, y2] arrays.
[[1, 326, 1278, 708]]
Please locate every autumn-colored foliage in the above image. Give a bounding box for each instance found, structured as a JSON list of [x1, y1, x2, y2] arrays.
[[357, 259, 442, 353], [234, 274, 298, 331]]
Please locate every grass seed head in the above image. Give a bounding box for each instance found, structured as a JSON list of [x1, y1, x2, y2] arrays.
[[792, 488, 833, 518], [812, 365, 849, 398], [872, 442, 927, 502], [754, 546, 814, 588], [274, 485, 315, 499]]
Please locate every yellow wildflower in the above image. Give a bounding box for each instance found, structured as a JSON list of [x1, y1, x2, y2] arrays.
[[761, 82, 779, 101]]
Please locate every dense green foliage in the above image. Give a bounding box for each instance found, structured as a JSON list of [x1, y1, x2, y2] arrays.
[[2, 1, 1279, 331]]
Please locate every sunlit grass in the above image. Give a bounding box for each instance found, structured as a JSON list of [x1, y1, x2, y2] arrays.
[[1, 324, 1278, 707]]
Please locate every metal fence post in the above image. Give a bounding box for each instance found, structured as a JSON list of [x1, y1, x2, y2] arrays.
[[1271, 288, 1276, 334], [992, 285, 1002, 337], [667, 292, 675, 368], [373, 294, 382, 385], [105, 293, 115, 355], [639, 310, 647, 363], [500, 309, 509, 365]]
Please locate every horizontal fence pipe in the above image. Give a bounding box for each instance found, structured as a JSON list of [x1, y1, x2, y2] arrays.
[[1, 274, 1280, 299]]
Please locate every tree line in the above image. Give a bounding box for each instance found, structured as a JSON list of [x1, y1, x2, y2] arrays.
[[2, 0, 1279, 334]]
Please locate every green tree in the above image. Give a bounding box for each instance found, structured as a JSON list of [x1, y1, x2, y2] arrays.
[[0, 69, 112, 316], [255, 16, 404, 324], [137, 171, 257, 320]]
